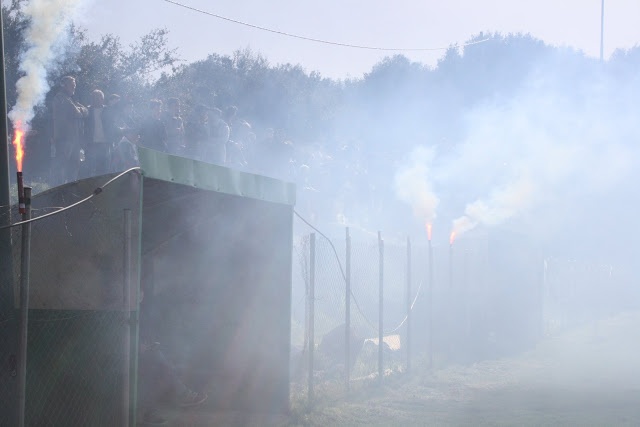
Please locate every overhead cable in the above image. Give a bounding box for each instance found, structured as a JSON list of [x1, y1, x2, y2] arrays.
[[162, 0, 490, 51], [0, 168, 141, 230]]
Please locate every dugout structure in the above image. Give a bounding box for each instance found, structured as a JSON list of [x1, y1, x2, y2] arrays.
[[0, 147, 295, 426]]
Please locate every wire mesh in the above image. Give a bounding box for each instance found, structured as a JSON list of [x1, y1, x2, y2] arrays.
[[348, 236, 380, 380], [0, 173, 141, 426], [408, 242, 430, 366], [290, 226, 430, 392], [24, 310, 126, 426], [290, 234, 309, 389], [291, 224, 473, 393], [380, 240, 408, 375], [312, 236, 347, 380], [290, 215, 640, 409]]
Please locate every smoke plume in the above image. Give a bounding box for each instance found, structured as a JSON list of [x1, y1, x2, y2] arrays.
[[8, 0, 84, 130], [452, 176, 535, 235], [394, 146, 439, 223], [442, 61, 637, 240]]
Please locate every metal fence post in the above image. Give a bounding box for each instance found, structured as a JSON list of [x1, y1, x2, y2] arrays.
[[17, 187, 32, 427], [378, 231, 384, 384], [0, 12, 14, 422], [345, 227, 351, 393], [308, 233, 316, 405], [122, 209, 132, 427], [406, 236, 411, 373], [428, 237, 433, 370]]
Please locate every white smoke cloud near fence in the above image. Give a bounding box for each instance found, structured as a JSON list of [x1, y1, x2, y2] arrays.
[[8, 0, 84, 130], [394, 146, 438, 224], [395, 57, 639, 248]]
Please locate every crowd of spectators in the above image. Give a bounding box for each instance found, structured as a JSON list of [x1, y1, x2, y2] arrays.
[[34, 75, 393, 229], [46, 76, 299, 186]]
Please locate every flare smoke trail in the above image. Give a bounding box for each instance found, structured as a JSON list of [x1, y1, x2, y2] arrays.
[[443, 67, 636, 240], [394, 146, 439, 223], [8, 0, 84, 130], [453, 176, 534, 235]]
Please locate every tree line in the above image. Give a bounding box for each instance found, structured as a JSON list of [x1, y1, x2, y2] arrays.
[[4, 0, 640, 233]]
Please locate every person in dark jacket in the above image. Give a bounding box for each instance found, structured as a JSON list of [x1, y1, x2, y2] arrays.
[[51, 76, 88, 184], [162, 97, 185, 156], [185, 104, 210, 160], [139, 99, 168, 153], [84, 89, 111, 176]]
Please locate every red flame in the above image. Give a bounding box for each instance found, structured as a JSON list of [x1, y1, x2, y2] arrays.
[[13, 123, 24, 172], [426, 222, 432, 241], [449, 231, 456, 245]]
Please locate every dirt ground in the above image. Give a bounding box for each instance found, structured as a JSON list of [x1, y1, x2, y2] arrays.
[[154, 312, 640, 426]]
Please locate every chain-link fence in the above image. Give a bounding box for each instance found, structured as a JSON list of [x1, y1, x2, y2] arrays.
[[291, 225, 427, 402], [291, 225, 561, 405], [0, 172, 141, 426]]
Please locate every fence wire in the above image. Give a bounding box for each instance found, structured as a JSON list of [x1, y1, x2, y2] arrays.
[[291, 217, 426, 387], [23, 310, 126, 426], [0, 172, 140, 426], [290, 215, 634, 404]]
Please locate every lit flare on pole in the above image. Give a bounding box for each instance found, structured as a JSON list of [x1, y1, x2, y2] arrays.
[[449, 231, 456, 246], [13, 122, 26, 213], [426, 222, 432, 241], [13, 123, 24, 172]]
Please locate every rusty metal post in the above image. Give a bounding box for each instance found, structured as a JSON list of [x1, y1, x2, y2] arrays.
[[308, 233, 316, 405], [17, 187, 32, 427], [428, 238, 433, 370], [345, 227, 351, 393], [122, 209, 132, 427]]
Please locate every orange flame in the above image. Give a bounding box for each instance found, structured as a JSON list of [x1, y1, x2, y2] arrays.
[[426, 222, 432, 241], [13, 123, 24, 172], [449, 231, 456, 245]]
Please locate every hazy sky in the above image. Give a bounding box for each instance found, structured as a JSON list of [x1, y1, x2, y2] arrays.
[[80, 0, 639, 79]]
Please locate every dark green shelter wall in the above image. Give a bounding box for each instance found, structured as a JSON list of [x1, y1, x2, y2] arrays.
[[141, 180, 292, 413]]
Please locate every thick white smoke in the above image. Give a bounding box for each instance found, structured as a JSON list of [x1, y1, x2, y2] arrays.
[[8, 0, 84, 129], [444, 65, 637, 239], [452, 176, 535, 235], [393, 54, 638, 244], [394, 146, 439, 223]]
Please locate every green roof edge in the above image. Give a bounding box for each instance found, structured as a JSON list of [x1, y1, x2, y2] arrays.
[[138, 146, 296, 206]]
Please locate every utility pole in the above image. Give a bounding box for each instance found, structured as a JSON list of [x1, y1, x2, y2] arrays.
[[600, 0, 605, 61], [0, 9, 16, 426], [0, 0, 11, 230]]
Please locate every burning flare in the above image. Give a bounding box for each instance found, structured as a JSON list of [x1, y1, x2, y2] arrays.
[[449, 231, 456, 245], [8, 0, 85, 164], [13, 123, 25, 172], [426, 222, 432, 241]]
